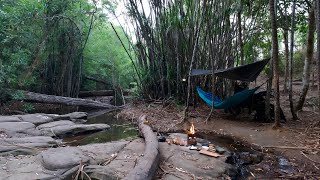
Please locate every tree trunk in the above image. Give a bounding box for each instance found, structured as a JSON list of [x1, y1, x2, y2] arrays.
[[269, 0, 281, 128], [123, 115, 159, 180], [237, 10, 245, 65], [283, 29, 289, 93], [289, 0, 299, 120], [78, 90, 129, 97], [316, 0, 320, 107], [84, 75, 110, 86], [9, 89, 119, 109], [296, 6, 316, 111]]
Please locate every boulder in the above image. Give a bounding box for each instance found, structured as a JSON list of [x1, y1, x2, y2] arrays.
[[41, 146, 89, 170], [79, 141, 128, 164], [0, 155, 78, 180], [0, 122, 35, 133], [84, 139, 145, 179], [158, 133, 234, 179], [14, 114, 53, 125], [0, 116, 21, 123], [0, 136, 57, 154], [37, 120, 75, 130], [44, 112, 87, 121], [37, 120, 110, 137]]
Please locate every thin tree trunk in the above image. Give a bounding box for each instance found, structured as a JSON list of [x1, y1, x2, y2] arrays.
[[296, 6, 315, 111], [237, 10, 244, 65], [283, 29, 289, 93], [316, 0, 320, 108], [289, 0, 299, 120], [183, 2, 203, 122], [269, 0, 281, 128]]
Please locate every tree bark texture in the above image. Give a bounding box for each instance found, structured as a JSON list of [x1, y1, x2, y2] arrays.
[[283, 29, 289, 93], [237, 10, 245, 65], [316, 0, 320, 107], [269, 0, 281, 127], [289, 0, 299, 120], [296, 6, 316, 111], [10, 89, 119, 109], [78, 90, 129, 97], [123, 115, 159, 180]]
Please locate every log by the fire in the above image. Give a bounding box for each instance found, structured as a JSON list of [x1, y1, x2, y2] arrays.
[[8, 89, 121, 109], [123, 115, 159, 180]]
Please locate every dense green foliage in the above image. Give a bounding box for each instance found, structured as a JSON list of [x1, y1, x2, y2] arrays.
[[0, 0, 134, 97]]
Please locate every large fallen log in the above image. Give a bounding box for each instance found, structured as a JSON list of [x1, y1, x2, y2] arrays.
[[9, 89, 120, 109], [84, 75, 110, 85], [123, 115, 159, 180], [79, 90, 114, 97], [79, 90, 129, 97]]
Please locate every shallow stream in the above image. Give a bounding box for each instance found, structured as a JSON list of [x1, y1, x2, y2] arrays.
[[63, 111, 138, 146]]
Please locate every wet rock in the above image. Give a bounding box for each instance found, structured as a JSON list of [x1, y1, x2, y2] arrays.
[[0, 116, 21, 123], [215, 146, 226, 154], [41, 146, 89, 170], [14, 114, 53, 125], [37, 120, 75, 129], [0, 136, 58, 154], [37, 120, 110, 137], [65, 112, 87, 120], [0, 122, 35, 133], [45, 112, 87, 121], [239, 152, 263, 165]]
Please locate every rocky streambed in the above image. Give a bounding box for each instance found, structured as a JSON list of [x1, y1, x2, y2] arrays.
[[0, 112, 263, 179]]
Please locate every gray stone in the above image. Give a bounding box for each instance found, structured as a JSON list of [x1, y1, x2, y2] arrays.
[[37, 120, 75, 130], [83, 139, 144, 179], [79, 141, 128, 164], [14, 114, 53, 125], [159, 133, 234, 179], [3, 136, 56, 144], [0, 137, 56, 156], [0, 155, 77, 180], [0, 136, 57, 153], [44, 112, 87, 121], [0, 122, 35, 133], [41, 146, 89, 170], [65, 112, 87, 120], [37, 120, 110, 136], [0, 116, 21, 123], [215, 146, 226, 154]]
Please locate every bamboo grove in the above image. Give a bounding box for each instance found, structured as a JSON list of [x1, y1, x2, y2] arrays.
[[126, 0, 271, 101]]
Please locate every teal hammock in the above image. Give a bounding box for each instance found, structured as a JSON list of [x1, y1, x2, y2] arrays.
[[196, 86, 258, 109]]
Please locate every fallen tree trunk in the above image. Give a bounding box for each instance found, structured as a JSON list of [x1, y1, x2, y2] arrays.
[[123, 115, 159, 180], [84, 75, 110, 85], [9, 89, 120, 109], [78, 90, 129, 97], [79, 90, 114, 97]]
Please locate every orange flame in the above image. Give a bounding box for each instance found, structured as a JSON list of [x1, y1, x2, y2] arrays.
[[188, 123, 195, 135]]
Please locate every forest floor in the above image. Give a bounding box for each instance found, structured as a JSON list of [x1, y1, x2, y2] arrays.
[[120, 78, 320, 179]]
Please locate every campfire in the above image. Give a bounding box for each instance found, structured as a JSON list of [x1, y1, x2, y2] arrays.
[[187, 123, 197, 146]]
